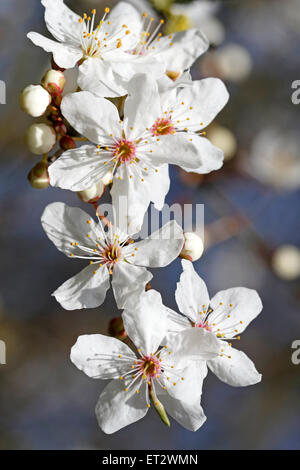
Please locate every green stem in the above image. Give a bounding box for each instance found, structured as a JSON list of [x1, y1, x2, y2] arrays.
[[149, 386, 170, 427]]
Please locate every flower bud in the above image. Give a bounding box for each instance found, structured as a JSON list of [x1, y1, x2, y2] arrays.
[[42, 69, 66, 96], [60, 135, 76, 151], [25, 123, 56, 155], [180, 232, 204, 262], [53, 119, 67, 135], [20, 85, 51, 117], [101, 171, 113, 186], [108, 317, 127, 341], [78, 181, 105, 204], [272, 245, 300, 281], [207, 124, 237, 162], [27, 161, 50, 189]]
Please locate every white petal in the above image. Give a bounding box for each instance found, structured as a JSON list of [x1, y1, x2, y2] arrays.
[[49, 145, 112, 192], [160, 394, 207, 432], [161, 361, 206, 403], [78, 58, 129, 98], [127, 220, 183, 267], [111, 164, 169, 236], [151, 29, 209, 71], [122, 290, 167, 355], [61, 91, 121, 144], [165, 307, 191, 336], [166, 328, 220, 362], [209, 287, 263, 338], [208, 344, 262, 387], [41, 0, 81, 43], [149, 133, 224, 173], [53, 263, 110, 310], [175, 259, 210, 322], [70, 334, 136, 379], [96, 379, 148, 434], [176, 78, 229, 131], [27, 32, 82, 69], [41, 202, 99, 255], [111, 261, 152, 309], [107, 2, 143, 47], [124, 74, 162, 140]]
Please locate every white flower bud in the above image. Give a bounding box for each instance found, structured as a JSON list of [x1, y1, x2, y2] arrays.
[[208, 124, 237, 162], [42, 69, 66, 96], [102, 171, 113, 186], [25, 123, 56, 155], [180, 232, 204, 262], [78, 181, 105, 203], [272, 245, 300, 281], [20, 85, 51, 117], [217, 44, 252, 82]]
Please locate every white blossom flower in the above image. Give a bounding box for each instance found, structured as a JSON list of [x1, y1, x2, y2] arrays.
[[41, 202, 184, 310], [49, 73, 228, 233], [78, 7, 209, 97], [166, 260, 263, 387], [70, 289, 221, 433], [27, 1, 159, 97]]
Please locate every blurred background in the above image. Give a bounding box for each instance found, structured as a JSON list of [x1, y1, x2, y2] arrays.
[[0, 0, 300, 450]]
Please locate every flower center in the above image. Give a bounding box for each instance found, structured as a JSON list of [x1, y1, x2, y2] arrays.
[[194, 320, 212, 332], [151, 117, 175, 136], [141, 355, 161, 379], [78, 7, 130, 59], [113, 139, 137, 164], [101, 243, 121, 264]]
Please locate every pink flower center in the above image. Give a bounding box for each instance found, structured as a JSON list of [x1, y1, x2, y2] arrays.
[[151, 117, 175, 136], [101, 243, 121, 265], [113, 139, 137, 164], [194, 320, 212, 332], [140, 355, 161, 378]]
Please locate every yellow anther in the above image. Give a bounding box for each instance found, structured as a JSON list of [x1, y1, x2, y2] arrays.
[[173, 382, 177, 386], [105, 7, 110, 13], [136, 389, 140, 394], [124, 388, 128, 392], [118, 354, 122, 358], [92, 9, 96, 14], [147, 404, 151, 408], [160, 19, 164, 24], [87, 220, 91, 224], [119, 376, 123, 380], [181, 377, 184, 381]]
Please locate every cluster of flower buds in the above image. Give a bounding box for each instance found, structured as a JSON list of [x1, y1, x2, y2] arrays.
[[20, 67, 79, 189]]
